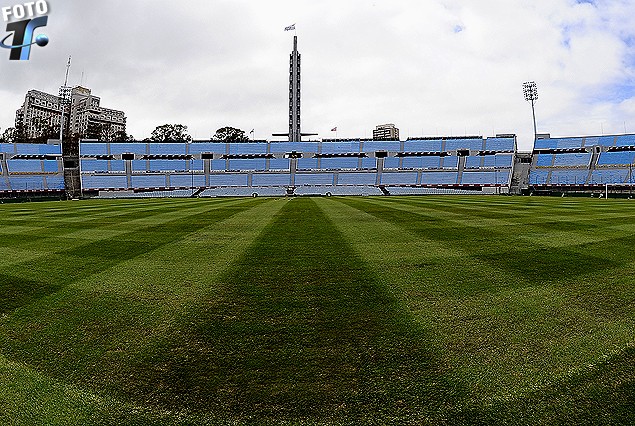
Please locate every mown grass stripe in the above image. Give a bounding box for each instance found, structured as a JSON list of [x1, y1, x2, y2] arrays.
[[320, 197, 635, 424], [0, 198, 264, 316], [125, 197, 459, 424], [0, 198, 287, 425]]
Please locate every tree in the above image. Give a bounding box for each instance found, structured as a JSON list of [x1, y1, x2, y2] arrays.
[[112, 130, 135, 141], [13, 120, 27, 143], [212, 127, 249, 142], [29, 117, 59, 144], [86, 121, 103, 140], [150, 124, 193, 142], [0, 127, 11, 142]]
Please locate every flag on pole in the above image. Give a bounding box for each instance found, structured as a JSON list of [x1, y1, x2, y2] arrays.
[[331, 127, 337, 132], [284, 24, 296, 31]]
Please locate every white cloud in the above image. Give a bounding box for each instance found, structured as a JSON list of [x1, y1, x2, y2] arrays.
[[1, 0, 634, 151]]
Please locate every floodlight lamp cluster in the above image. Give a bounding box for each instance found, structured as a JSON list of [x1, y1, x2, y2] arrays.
[[523, 81, 538, 102], [58, 86, 72, 105]]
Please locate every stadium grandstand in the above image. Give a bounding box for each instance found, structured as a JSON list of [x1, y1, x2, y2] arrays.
[[4, 133, 635, 199], [528, 134, 635, 195], [0, 142, 65, 197], [76, 136, 516, 198]]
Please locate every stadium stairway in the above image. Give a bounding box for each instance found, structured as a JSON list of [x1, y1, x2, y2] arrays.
[[191, 187, 206, 198], [585, 149, 601, 185]]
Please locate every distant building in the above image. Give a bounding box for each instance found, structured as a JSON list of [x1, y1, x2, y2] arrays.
[[15, 87, 126, 141], [373, 124, 400, 141]]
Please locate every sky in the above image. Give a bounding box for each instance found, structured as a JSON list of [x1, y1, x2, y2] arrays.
[[1, 0, 635, 151]]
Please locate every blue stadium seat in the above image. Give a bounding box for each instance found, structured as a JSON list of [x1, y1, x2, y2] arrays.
[[533, 139, 557, 150], [589, 169, 629, 185], [81, 159, 109, 173], [597, 151, 635, 166], [110, 160, 126, 172], [211, 160, 227, 171], [43, 160, 61, 173], [132, 160, 148, 172], [190, 160, 204, 171], [0, 143, 16, 154], [421, 172, 458, 185], [536, 154, 554, 167], [7, 159, 42, 173], [441, 156, 459, 169], [132, 175, 167, 188], [208, 174, 249, 187], [169, 174, 206, 188], [529, 170, 550, 185], [110, 143, 147, 156], [461, 171, 510, 185], [45, 175, 65, 190], [148, 160, 188, 172], [494, 154, 514, 168], [403, 140, 443, 152], [383, 157, 400, 169], [16, 144, 61, 155], [229, 159, 267, 171], [553, 153, 591, 167], [321, 142, 360, 154], [295, 173, 335, 186], [252, 173, 291, 186], [550, 170, 588, 185], [444, 139, 483, 151], [381, 172, 418, 185], [484, 138, 515, 152], [554, 138, 584, 150], [361, 142, 401, 153], [81, 143, 109, 156], [465, 156, 482, 169], [82, 175, 128, 189], [320, 157, 359, 170], [9, 176, 46, 190], [229, 143, 268, 155], [585, 136, 616, 147], [268, 158, 290, 171], [615, 135, 635, 147], [360, 158, 377, 169], [270, 142, 319, 154], [297, 158, 318, 170], [188, 143, 227, 154], [149, 143, 187, 156], [337, 172, 377, 185], [402, 156, 441, 170]]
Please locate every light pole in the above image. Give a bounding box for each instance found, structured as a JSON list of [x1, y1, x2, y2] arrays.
[[59, 56, 72, 148], [523, 81, 538, 142]]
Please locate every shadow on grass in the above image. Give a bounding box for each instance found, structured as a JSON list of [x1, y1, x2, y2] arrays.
[[446, 347, 635, 425], [335, 198, 618, 285], [130, 198, 462, 423], [0, 200, 264, 317]]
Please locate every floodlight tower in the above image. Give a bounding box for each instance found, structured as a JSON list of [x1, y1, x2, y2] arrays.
[[523, 81, 538, 142], [59, 56, 72, 145]]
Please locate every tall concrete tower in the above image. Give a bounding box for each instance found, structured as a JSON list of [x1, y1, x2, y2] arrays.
[[289, 36, 301, 142], [274, 35, 316, 142]]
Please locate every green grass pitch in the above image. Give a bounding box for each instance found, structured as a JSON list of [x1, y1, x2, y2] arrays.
[[0, 196, 634, 425]]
